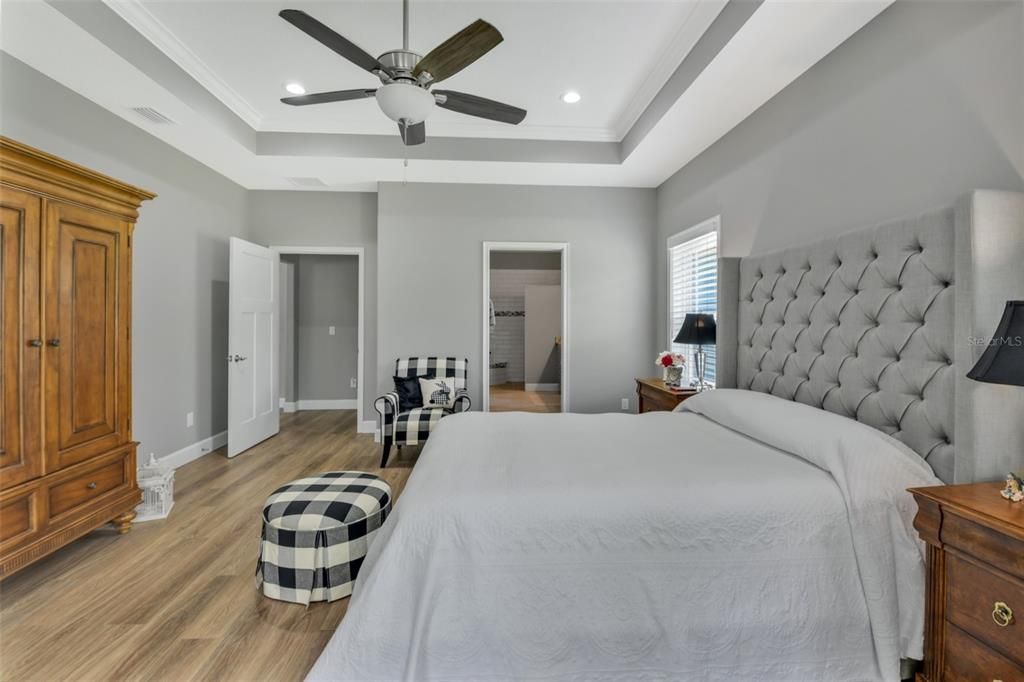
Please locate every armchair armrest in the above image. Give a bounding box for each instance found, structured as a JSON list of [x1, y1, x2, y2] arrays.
[[375, 392, 400, 438], [452, 388, 471, 413]]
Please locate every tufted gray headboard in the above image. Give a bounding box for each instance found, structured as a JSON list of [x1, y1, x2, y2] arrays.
[[716, 191, 1024, 484]]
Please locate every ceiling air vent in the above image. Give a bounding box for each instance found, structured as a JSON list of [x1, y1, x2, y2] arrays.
[[286, 177, 328, 188], [130, 107, 175, 125]]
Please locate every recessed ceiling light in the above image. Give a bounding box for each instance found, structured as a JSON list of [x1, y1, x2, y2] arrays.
[[561, 90, 581, 104], [285, 82, 306, 95]]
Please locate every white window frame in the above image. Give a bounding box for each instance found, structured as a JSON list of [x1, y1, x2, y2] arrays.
[[667, 216, 720, 386]]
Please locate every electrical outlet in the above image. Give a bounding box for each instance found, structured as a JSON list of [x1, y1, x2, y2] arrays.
[[186, 411, 194, 427], [621, 398, 629, 411], [328, 325, 336, 336], [350, 377, 358, 389]]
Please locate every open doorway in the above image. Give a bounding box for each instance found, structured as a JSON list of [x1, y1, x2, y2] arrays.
[[273, 246, 364, 427], [482, 242, 568, 413]]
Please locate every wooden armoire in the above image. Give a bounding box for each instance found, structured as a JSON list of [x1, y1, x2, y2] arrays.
[[0, 137, 154, 578]]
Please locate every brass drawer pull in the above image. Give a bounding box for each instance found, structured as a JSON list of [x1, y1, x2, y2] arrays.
[[992, 601, 1013, 627], [86, 482, 98, 490]]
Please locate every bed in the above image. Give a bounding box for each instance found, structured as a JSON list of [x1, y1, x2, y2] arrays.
[[307, 191, 1024, 682]]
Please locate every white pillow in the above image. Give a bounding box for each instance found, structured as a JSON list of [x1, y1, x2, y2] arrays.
[[419, 377, 455, 408]]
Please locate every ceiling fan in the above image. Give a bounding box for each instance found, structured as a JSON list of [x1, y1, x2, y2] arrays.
[[278, 0, 527, 146]]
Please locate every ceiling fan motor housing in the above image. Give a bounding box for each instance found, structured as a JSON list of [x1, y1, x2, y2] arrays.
[[378, 50, 421, 78]]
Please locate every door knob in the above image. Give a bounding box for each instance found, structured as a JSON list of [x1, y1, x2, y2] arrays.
[[226, 354, 248, 362], [28, 339, 42, 347]]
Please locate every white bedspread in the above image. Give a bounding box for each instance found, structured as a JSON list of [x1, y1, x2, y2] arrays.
[[308, 390, 941, 682]]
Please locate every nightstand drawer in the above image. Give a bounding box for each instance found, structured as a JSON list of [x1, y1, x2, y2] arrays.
[[942, 623, 1024, 682], [946, 555, 1023, 666]]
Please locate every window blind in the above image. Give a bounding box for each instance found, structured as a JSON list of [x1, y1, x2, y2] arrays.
[[669, 229, 718, 385]]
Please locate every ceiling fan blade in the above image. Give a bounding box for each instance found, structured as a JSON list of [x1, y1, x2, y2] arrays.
[[281, 88, 376, 106], [398, 121, 426, 146], [412, 19, 503, 83], [279, 9, 383, 74], [434, 90, 526, 125]]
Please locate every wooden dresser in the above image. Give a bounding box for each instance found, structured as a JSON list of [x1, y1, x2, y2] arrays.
[[909, 482, 1024, 681], [635, 378, 698, 413], [0, 137, 154, 578]]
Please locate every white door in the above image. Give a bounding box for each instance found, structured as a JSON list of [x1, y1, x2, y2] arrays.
[[228, 237, 279, 457]]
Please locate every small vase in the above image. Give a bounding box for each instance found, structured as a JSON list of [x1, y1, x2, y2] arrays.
[[664, 365, 683, 387]]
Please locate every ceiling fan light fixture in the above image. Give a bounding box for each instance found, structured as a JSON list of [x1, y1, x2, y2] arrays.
[[561, 90, 581, 104], [284, 82, 307, 95], [376, 83, 435, 124]]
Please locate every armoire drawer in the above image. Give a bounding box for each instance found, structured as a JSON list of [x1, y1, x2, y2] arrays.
[[0, 485, 42, 551], [47, 451, 129, 521]]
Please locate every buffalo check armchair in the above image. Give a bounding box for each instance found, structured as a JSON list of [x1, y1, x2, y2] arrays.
[[376, 357, 471, 467]]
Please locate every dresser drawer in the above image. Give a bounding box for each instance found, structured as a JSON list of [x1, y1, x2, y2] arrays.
[[942, 623, 1024, 682], [946, 554, 1023, 666], [47, 452, 129, 521]]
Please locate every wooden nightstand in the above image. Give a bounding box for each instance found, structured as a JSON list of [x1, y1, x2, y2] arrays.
[[635, 378, 698, 413], [909, 482, 1024, 681]]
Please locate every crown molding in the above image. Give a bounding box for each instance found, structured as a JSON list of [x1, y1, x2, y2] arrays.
[[611, 0, 727, 140], [255, 116, 620, 143], [102, 0, 263, 129]]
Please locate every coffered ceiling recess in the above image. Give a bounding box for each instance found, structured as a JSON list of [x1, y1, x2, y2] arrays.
[[1, 0, 893, 190]]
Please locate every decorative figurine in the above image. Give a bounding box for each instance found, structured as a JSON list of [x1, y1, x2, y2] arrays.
[[1000, 472, 1024, 503]]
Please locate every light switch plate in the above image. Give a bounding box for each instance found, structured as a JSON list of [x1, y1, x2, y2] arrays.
[[329, 325, 336, 336], [620, 398, 629, 411], [186, 411, 194, 427], [350, 377, 358, 389]]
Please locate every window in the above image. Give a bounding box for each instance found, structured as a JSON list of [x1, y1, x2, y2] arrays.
[[668, 218, 719, 386]]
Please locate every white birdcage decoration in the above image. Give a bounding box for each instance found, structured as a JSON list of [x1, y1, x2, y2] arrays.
[[136, 454, 175, 522]]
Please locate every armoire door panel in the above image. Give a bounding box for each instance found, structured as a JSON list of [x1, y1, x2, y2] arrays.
[[44, 201, 127, 471], [0, 188, 43, 489]]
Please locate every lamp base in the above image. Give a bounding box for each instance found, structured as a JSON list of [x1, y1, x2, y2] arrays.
[[691, 378, 714, 393], [691, 346, 713, 392]]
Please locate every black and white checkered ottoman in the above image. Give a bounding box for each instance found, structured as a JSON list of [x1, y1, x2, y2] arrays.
[[255, 471, 391, 605]]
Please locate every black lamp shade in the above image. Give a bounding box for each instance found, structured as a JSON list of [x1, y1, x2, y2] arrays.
[[967, 300, 1024, 387], [674, 313, 717, 346]]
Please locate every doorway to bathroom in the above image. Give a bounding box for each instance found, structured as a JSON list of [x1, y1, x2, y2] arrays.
[[482, 242, 568, 413]]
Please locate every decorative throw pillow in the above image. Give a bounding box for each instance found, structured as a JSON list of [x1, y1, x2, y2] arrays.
[[393, 374, 433, 412], [419, 376, 455, 409]]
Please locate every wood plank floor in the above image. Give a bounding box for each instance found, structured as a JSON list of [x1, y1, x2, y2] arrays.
[[0, 411, 414, 682], [489, 382, 561, 413]]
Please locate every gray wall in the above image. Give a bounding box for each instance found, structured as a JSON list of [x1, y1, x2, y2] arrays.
[[293, 254, 359, 402], [377, 182, 657, 413], [248, 192, 378, 421], [0, 53, 249, 460], [525, 285, 562, 386], [655, 0, 1024, 345], [279, 258, 297, 403], [490, 251, 562, 270]]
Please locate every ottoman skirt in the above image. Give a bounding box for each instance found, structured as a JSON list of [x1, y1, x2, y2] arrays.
[[255, 471, 392, 606]]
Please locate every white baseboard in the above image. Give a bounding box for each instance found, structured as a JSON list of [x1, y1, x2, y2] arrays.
[[281, 401, 297, 413], [296, 399, 357, 410], [358, 420, 377, 435], [525, 383, 560, 392], [157, 430, 227, 470]]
